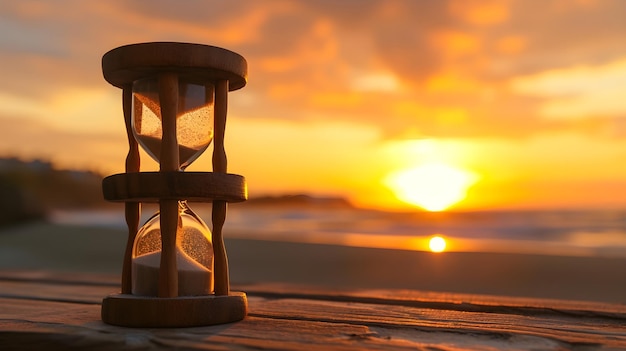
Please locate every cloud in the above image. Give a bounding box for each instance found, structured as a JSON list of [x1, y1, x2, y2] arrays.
[[2, 0, 626, 150], [2, 0, 626, 210], [0, 115, 125, 173], [351, 72, 400, 93], [0, 87, 121, 134], [485, 0, 626, 75], [0, 16, 65, 56], [510, 58, 626, 119], [448, 0, 510, 26]]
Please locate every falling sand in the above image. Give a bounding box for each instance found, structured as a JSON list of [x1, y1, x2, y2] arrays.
[[135, 134, 206, 168]]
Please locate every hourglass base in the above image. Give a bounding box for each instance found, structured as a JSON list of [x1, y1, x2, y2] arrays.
[[101, 292, 247, 327]]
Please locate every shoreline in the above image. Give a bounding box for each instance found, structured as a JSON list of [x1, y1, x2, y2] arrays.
[[1, 221, 625, 304], [227, 238, 626, 304], [48, 207, 626, 259]]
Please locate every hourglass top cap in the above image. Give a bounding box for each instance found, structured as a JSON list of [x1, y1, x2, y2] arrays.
[[102, 42, 247, 90]]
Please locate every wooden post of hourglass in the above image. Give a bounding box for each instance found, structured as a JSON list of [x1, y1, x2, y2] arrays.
[[121, 85, 140, 294], [213, 79, 229, 296], [157, 72, 180, 298]]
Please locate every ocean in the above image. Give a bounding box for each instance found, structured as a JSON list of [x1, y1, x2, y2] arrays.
[[50, 205, 626, 258]]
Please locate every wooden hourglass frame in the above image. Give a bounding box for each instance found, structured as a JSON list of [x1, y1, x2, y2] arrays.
[[100, 42, 248, 327]]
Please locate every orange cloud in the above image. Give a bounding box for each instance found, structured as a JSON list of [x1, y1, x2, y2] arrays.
[[3, 0, 626, 211], [266, 83, 306, 100], [351, 72, 400, 93], [448, 0, 510, 26], [309, 92, 363, 108], [259, 57, 300, 73], [425, 73, 481, 94], [510, 58, 626, 119], [431, 30, 482, 58], [496, 35, 528, 54]]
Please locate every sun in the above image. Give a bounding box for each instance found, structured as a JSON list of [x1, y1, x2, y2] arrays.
[[384, 163, 478, 211], [429, 236, 447, 253]]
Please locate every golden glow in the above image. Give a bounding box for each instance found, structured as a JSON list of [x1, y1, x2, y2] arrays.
[[3, 2, 626, 212], [429, 236, 447, 253], [385, 163, 479, 211], [431, 30, 481, 56], [448, 0, 510, 25]]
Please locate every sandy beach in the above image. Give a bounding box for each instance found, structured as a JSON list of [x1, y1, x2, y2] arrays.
[[1, 221, 625, 304]]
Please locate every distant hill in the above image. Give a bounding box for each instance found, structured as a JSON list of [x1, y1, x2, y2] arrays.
[[0, 157, 355, 226], [0, 157, 106, 226], [242, 194, 354, 209]]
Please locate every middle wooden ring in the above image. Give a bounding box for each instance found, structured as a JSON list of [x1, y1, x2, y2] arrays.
[[102, 172, 247, 203]]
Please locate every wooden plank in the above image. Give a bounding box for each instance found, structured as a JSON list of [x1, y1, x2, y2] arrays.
[[0, 280, 111, 304], [3, 281, 621, 349], [0, 298, 411, 351], [2, 295, 624, 350], [2, 272, 626, 349], [0, 270, 120, 286], [249, 297, 626, 348], [0, 298, 97, 325], [2, 270, 625, 319], [239, 283, 626, 318]]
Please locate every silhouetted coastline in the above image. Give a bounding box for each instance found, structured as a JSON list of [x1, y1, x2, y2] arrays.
[[241, 194, 353, 209], [0, 156, 355, 227], [0, 157, 104, 226]]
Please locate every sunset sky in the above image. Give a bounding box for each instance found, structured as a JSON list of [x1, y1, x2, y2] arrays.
[[1, 0, 626, 211]]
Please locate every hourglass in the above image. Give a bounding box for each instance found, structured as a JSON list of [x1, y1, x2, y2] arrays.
[[100, 42, 248, 327]]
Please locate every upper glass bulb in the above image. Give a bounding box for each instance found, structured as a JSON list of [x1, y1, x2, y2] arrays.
[[132, 77, 214, 170]]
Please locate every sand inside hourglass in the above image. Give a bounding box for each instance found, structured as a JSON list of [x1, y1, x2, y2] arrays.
[[136, 134, 205, 168], [132, 249, 212, 296]]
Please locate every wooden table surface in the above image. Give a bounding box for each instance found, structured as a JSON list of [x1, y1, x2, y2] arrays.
[[1, 270, 625, 350]]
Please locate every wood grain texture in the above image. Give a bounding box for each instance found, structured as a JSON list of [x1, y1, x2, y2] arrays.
[[212, 201, 229, 296], [102, 172, 247, 202], [212, 79, 229, 296], [158, 72, 180, 173], [102, 42, 247, 90], [101, 292, 247, 327], [1, 271, 625, 350], [213, 79, 228, 174], [157, 72, 179, 298], [121, 85, 140, 295]]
